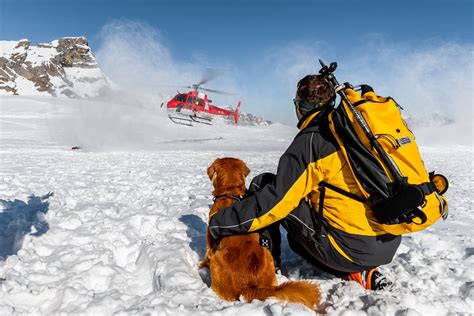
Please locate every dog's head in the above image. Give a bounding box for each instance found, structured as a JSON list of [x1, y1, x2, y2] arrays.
[[207, 158, 250, 191]]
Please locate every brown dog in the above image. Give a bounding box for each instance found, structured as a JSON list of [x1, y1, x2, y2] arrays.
[[199, 157, 321, 310]]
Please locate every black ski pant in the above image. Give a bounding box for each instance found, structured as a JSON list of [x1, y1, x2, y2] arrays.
[[249, 173, 374, 277]]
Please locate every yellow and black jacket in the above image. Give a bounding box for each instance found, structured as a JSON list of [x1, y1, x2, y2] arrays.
[[209, 109, 401, 268]]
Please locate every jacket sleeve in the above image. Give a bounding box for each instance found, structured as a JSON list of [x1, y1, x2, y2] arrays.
[[208, 133, 323, 238]]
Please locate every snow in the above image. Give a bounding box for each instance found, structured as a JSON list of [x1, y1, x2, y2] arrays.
[[62, 67, 110, 98], [13, 76, 50, 97], [24, 46, 58, 66], [0, 41, 20, 58], [0, 96, 472, 315]]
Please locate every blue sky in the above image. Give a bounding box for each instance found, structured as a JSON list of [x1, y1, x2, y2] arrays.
[[0, 0, 472, 124], [1, 0, 472, 61]]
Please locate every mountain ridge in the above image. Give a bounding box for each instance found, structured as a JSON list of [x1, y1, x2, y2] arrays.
[[0, 37, 109, 98]]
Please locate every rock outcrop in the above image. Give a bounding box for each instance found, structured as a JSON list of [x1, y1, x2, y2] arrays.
[[235, 112, 273, 126], [0, 37, 109, 97]]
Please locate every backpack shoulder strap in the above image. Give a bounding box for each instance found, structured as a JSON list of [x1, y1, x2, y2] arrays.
[[320, 181, 367, 203]]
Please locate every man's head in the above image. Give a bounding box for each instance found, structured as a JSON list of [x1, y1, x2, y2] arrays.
[[294, 75, 335, 119]]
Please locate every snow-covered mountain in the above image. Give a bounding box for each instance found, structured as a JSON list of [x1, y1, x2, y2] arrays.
[[0, 37, 109, 98]]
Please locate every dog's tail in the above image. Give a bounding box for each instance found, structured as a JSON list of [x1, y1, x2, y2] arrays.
[[242, 280, 320, 310]]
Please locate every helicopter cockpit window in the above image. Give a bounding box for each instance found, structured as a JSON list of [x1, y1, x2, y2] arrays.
[[175, 94, 187, 102]]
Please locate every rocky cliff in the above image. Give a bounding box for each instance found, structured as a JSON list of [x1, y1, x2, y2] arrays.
[[0, 37, 109, 97]]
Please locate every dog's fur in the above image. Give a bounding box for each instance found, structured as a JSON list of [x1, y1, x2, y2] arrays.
[[199, 157, 321, 310]]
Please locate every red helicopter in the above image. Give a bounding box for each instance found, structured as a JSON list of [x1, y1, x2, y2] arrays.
[[161, 70, 241, 126]]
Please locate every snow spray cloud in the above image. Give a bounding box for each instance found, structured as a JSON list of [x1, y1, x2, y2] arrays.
[[242, 38, 473, 146], [236, 41, 331, 124], [52, 20, 472, 149], [96, 19, 238, 104], [51, 20, 239, 151], [341, 41, 473, 146], [97, 20, 188, 100]]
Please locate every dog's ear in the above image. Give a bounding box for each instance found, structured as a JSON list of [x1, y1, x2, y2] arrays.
[[207, 159, 219, 180], [207, 165, 216, 180], [242, 162, 250, 177]]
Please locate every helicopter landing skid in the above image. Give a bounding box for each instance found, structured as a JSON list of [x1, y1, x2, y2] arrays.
[[168, 113, 213, 126]]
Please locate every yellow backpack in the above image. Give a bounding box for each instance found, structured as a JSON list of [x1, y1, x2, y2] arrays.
[[316, 60, 448, 235], [327, 87, 448, 235]]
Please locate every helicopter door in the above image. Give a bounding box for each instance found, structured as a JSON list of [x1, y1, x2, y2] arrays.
[[186, 96, 194, 109]]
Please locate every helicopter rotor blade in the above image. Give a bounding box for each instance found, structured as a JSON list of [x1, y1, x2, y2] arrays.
[[156, 85, 189, 89], [199, 87, 235, 95], [196, 68, 224, 86]]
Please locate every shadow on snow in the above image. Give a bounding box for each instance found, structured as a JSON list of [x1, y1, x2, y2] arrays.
[[179, 213, 207, 260], [179, 213, 211, 286], [0, 192, 53, 261]]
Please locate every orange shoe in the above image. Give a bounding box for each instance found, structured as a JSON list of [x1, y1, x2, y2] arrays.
[[346, 268, 392, 290]]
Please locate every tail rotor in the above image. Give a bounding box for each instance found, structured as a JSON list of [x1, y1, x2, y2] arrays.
[[233, 101, 241, 124]]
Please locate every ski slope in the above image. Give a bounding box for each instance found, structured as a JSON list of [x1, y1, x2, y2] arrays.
[[0, 96, 472, 315]]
